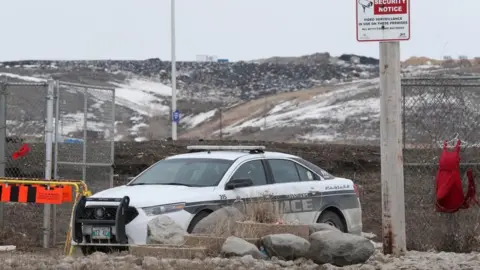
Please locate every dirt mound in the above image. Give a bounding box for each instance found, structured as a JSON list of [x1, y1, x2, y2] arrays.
[[1, 140, 479, 253]]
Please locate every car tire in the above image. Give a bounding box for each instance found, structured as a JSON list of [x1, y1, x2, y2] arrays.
[[187, 210, 211, 233], [81, 246, 96, 256], [317, 210, 347, 232], [81, 245, 126, 256]]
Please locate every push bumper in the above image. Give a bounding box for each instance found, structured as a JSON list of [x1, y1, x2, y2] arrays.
[[72, 195, 136, 247]]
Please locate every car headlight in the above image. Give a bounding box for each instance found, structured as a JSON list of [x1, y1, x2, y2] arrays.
[[142, 202, 186, 216]]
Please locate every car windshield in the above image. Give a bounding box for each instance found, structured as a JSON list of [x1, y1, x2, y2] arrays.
[[128, 158, 234, 187]]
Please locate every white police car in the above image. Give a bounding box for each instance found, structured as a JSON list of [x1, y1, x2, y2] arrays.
[[71, 145, 362, 254]]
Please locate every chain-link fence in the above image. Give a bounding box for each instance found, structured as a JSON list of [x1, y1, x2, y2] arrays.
[[0, 80, 50, 247], [52, 81, 115, 244], [402, 76, 480, 252], [0, 79, 116, 249]]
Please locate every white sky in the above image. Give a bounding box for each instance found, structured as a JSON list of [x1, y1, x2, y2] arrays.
[[0, 0, 476, 62]]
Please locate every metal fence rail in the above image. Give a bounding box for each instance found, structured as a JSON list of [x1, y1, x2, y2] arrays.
[[402, 76, 480, 252]]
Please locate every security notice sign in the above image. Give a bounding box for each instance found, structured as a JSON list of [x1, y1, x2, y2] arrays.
[[356, 0, 410, 42]]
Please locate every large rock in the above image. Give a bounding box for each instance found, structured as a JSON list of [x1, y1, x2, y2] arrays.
[[308, 230, 375, 266], [220, 236, 264, 259], [191, 207, 245, 236], [146, 216, 185, 245], [261, 234, 310, 260], [308, 223, 341, 235]]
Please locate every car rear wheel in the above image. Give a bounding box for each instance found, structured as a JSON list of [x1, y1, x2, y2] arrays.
[[187, 210, 211, 233], [317, 210, 347, 232]]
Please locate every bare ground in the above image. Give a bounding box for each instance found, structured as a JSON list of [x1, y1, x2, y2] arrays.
[[2, 248, 480, 269], [1, 139, 480, 253]]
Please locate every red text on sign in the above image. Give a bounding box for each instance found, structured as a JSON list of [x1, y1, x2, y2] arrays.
[[374, 0, 407, 15]]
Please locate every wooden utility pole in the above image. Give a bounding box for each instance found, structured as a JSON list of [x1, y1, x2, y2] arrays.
[[379, 42, 406, 256], [356, 0, 410, 256]]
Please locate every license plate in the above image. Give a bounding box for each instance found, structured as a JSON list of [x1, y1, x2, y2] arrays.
[[91, 227, 111, 239]]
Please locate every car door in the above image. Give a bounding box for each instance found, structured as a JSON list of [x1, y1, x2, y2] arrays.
[[265, 158, 322, 224], [221, 159, 275, 215]]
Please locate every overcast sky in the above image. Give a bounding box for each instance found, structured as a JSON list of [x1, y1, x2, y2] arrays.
[[0, 0, 475, 62]]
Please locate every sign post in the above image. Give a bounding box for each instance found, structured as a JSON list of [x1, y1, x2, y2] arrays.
[[356, 0, 410, 256], [172, 109, 181, 124], [171, 0, 177, 140]]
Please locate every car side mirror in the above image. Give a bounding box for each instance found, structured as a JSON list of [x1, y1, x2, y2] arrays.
[[225, 178, 253, 190], [127, 176, 135, 182]]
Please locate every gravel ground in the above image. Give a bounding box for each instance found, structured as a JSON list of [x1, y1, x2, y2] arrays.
[[1, 249, 479, 270]]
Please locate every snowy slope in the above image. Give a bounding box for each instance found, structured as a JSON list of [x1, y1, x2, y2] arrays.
[[0, 54, 475, 144]]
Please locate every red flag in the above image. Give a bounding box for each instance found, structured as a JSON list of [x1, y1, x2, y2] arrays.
[[12, 143, 30, 160]]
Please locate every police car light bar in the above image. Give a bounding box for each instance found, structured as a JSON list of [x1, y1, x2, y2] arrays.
[[186, 145, 266, 151]]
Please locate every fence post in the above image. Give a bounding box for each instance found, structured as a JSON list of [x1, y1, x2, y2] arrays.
[[0, 82, 6, 230], [110, 88, 115, 188], [82, 88, 88, 183], [43, 79, 55, 248], [52, 80, 60, 246]]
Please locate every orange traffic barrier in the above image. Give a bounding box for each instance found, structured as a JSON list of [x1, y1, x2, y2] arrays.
[[62, 185, 73, 202], [0, 184, 69, 204]]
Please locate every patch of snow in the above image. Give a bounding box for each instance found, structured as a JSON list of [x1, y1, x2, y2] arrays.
[[183, 109, 218, 128], [58, 112, 111, 138], [127, 78, 172, 96], [134, 137, 148, 142], [268, 101, 292, 114], [0, 73, 46, 83], [114, 134, 124, 141], [129, 123, 149, 135], [130, 116, 143, 122], [110, 78, 171, 116], [21, 65, 40, 69]]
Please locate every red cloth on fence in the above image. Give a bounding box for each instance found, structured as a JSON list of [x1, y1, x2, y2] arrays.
[[12, 143, 30, 160], [435, 140, 479, 213]]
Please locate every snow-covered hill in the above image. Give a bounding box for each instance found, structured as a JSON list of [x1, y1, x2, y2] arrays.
[[0, 53, 476, 144]]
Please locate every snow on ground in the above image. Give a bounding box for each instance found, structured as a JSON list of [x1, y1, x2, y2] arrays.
[[110, 78, 172, 116], [182, 109, 218, 128], [0, 72, 47, 83], [58, 112, 112, 138], [110, 79, 172, 116], [222, 81, 380, 137]]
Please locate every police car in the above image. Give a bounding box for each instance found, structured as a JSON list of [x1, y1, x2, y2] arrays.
[[72, 145, 362, 254]]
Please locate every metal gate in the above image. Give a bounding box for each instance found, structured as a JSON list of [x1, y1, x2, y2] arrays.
[[54, 81, 115, 190], [52, 81, 115, 244], [0, 80, 50, 247], [402, 76, 480, 252]]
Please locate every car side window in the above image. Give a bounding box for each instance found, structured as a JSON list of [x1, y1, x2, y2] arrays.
[[268, 159, 301, 184], [230, 160, 267, 186], [295, 163, 320, 181]]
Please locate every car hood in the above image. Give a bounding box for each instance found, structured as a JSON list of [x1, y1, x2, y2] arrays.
[[88, 185, 214, 208]]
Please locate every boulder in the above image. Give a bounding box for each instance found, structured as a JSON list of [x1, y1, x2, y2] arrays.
[[191, 207, 245, 236], [146, 216, 185, 245], [308, 223, 341, 235], [261, 234, 310, 260], [220, 236, 264, 259], [308, 230, 374, 266]]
